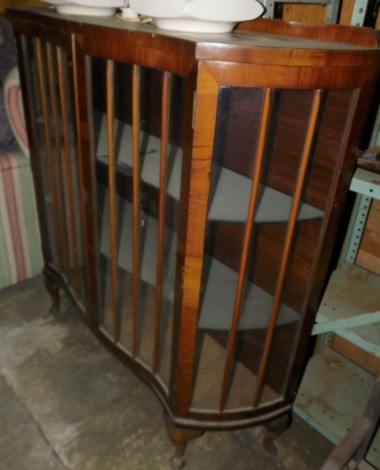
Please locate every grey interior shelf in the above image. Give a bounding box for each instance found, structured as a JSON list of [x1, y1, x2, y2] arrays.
[[100, 196, 299, 331], [96, 114, 324, 223], [198, 256, 299, 330]]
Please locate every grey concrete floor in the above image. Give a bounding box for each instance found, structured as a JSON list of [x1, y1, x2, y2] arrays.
[[0, 275, 334, 470]]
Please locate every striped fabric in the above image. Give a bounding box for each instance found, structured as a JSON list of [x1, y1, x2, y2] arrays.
[[0, 67, 43, 289], [4, 67, 29, 157], [0, 151, 43, 288]]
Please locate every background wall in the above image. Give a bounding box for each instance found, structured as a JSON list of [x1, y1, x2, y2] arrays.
[[1, 0, 43, 15], [281, 0, 380, 28]]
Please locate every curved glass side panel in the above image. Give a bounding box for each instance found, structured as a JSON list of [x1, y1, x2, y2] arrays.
[[191, 86, 357, 412]]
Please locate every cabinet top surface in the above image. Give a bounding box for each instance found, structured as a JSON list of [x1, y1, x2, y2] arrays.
[[6, 6, 380, 52]]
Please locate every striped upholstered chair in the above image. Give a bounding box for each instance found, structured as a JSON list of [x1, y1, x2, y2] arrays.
[[0, 65, 43, 289]]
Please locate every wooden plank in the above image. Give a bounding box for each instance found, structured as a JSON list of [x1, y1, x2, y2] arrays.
[[282, 4, 327, 23], [316, 263, 380, 357], [332, 335, 380, 375], [281, 0, 380, 27], [357, 199, 380, 276], [294, 350, 380, 468], [313, 310, 380, 335]]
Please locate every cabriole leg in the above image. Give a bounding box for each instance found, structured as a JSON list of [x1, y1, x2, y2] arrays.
[[263, 412, 292, 455], [164, 413, 204, 469], [44, 274, 61, 313]]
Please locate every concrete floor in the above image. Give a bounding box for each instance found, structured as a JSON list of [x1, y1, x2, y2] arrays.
[[0, 275, 335, 470]]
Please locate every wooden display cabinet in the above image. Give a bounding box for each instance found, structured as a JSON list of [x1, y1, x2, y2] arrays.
[[7, 7, 380, 467]]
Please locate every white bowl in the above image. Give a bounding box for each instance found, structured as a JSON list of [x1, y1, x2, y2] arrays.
[[130, 0, 264, 33], [42, 0, 123, 16]]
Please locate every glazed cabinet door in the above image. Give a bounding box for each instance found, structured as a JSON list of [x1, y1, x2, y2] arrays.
[[173, 62, 364, 422], [15, 29, 87, 310], [81, 50, 188, 394]]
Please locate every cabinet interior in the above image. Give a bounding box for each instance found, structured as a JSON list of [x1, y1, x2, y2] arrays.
[[11, 11, 379, 433]]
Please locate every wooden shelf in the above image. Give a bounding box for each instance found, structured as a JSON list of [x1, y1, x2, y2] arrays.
[[351, 168, 380, 200], [298, 167, 380, 467], [313, 262, 380, 357]]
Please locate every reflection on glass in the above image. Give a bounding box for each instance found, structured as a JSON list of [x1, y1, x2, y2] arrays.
[[191, 86, 354, 411], [92, 59, 184, 387], [21, 35, 86, 306]]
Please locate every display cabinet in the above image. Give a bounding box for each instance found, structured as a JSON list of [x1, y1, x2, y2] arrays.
[[7, 7, 380, 467]]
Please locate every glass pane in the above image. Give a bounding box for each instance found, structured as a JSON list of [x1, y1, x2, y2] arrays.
[[91, 59, 184, 387], [21, 35, 86, 306], [262, 88, 357, 398], [191, 86, 355, 411]]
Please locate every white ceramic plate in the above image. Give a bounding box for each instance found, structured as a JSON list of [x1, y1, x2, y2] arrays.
[[130, 0, 264, 33], [42, 0, 123, 16]]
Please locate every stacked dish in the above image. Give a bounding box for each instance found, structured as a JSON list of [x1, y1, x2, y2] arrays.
[[44, 0, 265, 31], [42, 0, 124, 16], [130, 0, 264, 33]]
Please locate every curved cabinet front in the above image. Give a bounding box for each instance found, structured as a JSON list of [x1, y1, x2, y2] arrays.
[[8, 8, 380, 467]]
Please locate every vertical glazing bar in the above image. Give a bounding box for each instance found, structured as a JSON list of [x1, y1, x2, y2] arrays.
[[253, 89, 323, 407], [34, 39, 61, 268], [219, 89, 272, 411], [56, 46, 80, 297], [153, 71, 171, 372], [106, 60, 119, 341], [71, 34, 89, 309], [46, 43, 70, 277], [132, 65, 141, 356]]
